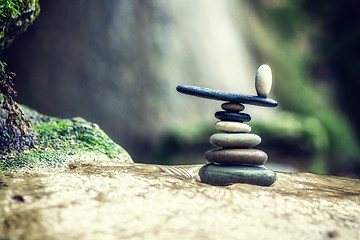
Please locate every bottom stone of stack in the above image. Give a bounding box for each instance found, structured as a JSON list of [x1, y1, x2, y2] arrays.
[[199, 163, 277, 186]]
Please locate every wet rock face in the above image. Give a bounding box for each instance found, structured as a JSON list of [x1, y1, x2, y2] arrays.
[[0, 107, 133, 170], [0, 163, 359, 239], [0, 0, 40, 53]]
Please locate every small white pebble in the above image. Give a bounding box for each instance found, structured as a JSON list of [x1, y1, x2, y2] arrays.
[[255, 64, 272, 98]]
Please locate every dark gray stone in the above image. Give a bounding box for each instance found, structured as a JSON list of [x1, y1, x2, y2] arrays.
[[176, 85, 278, 107], [199, 163, 277, 186], [215, 111, 251, 122]]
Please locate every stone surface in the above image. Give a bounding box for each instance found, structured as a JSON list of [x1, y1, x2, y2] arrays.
[[199, 163, 276, 186], [221, 102, 245, 112], [205, 148, 268, 165], [255, 64, 272, 98], [177, 85, 278, 107], [1, 163, 360, 239], [209, 133, 261, 148], [215, 111, 251, 122], [215, 121, 252, 133], [0, 1, 40, 53], [0, 107, 133, 170]]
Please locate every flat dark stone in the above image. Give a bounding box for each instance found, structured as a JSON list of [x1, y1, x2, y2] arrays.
[[199, 163, 277, 186], [177, 85, 278, 107], [215, 111, 251, 122]]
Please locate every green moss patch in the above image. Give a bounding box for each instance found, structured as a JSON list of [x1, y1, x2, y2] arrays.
[[36, 117, 125, 157], [1, 0, 31, 20], [0, 108, 132, 170], [0, 0, 40, 50]]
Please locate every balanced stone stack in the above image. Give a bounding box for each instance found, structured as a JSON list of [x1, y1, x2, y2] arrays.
[[177, 64, 278, 186]]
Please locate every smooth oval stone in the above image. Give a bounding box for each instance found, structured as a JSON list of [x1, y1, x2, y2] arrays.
[[209, 133, 261, 148], [215, 111, 251, 122], [255, 64, 272, 98], [221, 102, 245, 112], [176, 85, 278, 107], [199, 163, 277, 186], [205, 148, 268, 165], [215, 121, 251, 133]]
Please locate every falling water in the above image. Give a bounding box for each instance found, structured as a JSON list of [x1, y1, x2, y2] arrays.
[[4, 0, 277, 162]]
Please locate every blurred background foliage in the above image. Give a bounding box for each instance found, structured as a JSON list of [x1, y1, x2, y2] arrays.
[[1, 0, 360, 177], [242, 0, 360, 176]]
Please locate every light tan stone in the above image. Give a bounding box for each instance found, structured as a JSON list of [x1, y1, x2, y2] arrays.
[[1, 163, 360, 240], [209, 133, 261, 148], [215, 121, 251, 133], [255, 64, 272, 98], [205, 148, 268, 165], [221, 102, 245, 112]]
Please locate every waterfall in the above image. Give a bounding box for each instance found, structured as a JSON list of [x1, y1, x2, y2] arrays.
[[3, 0, 276, 162]]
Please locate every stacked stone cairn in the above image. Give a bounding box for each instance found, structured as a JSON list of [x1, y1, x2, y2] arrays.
[[177, 64, 278, 186]]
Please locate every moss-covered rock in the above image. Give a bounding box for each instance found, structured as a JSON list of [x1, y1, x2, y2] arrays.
[[0, 106, 133, 171], [0, 0, 40, 52], [0, 0, 131, 170]]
